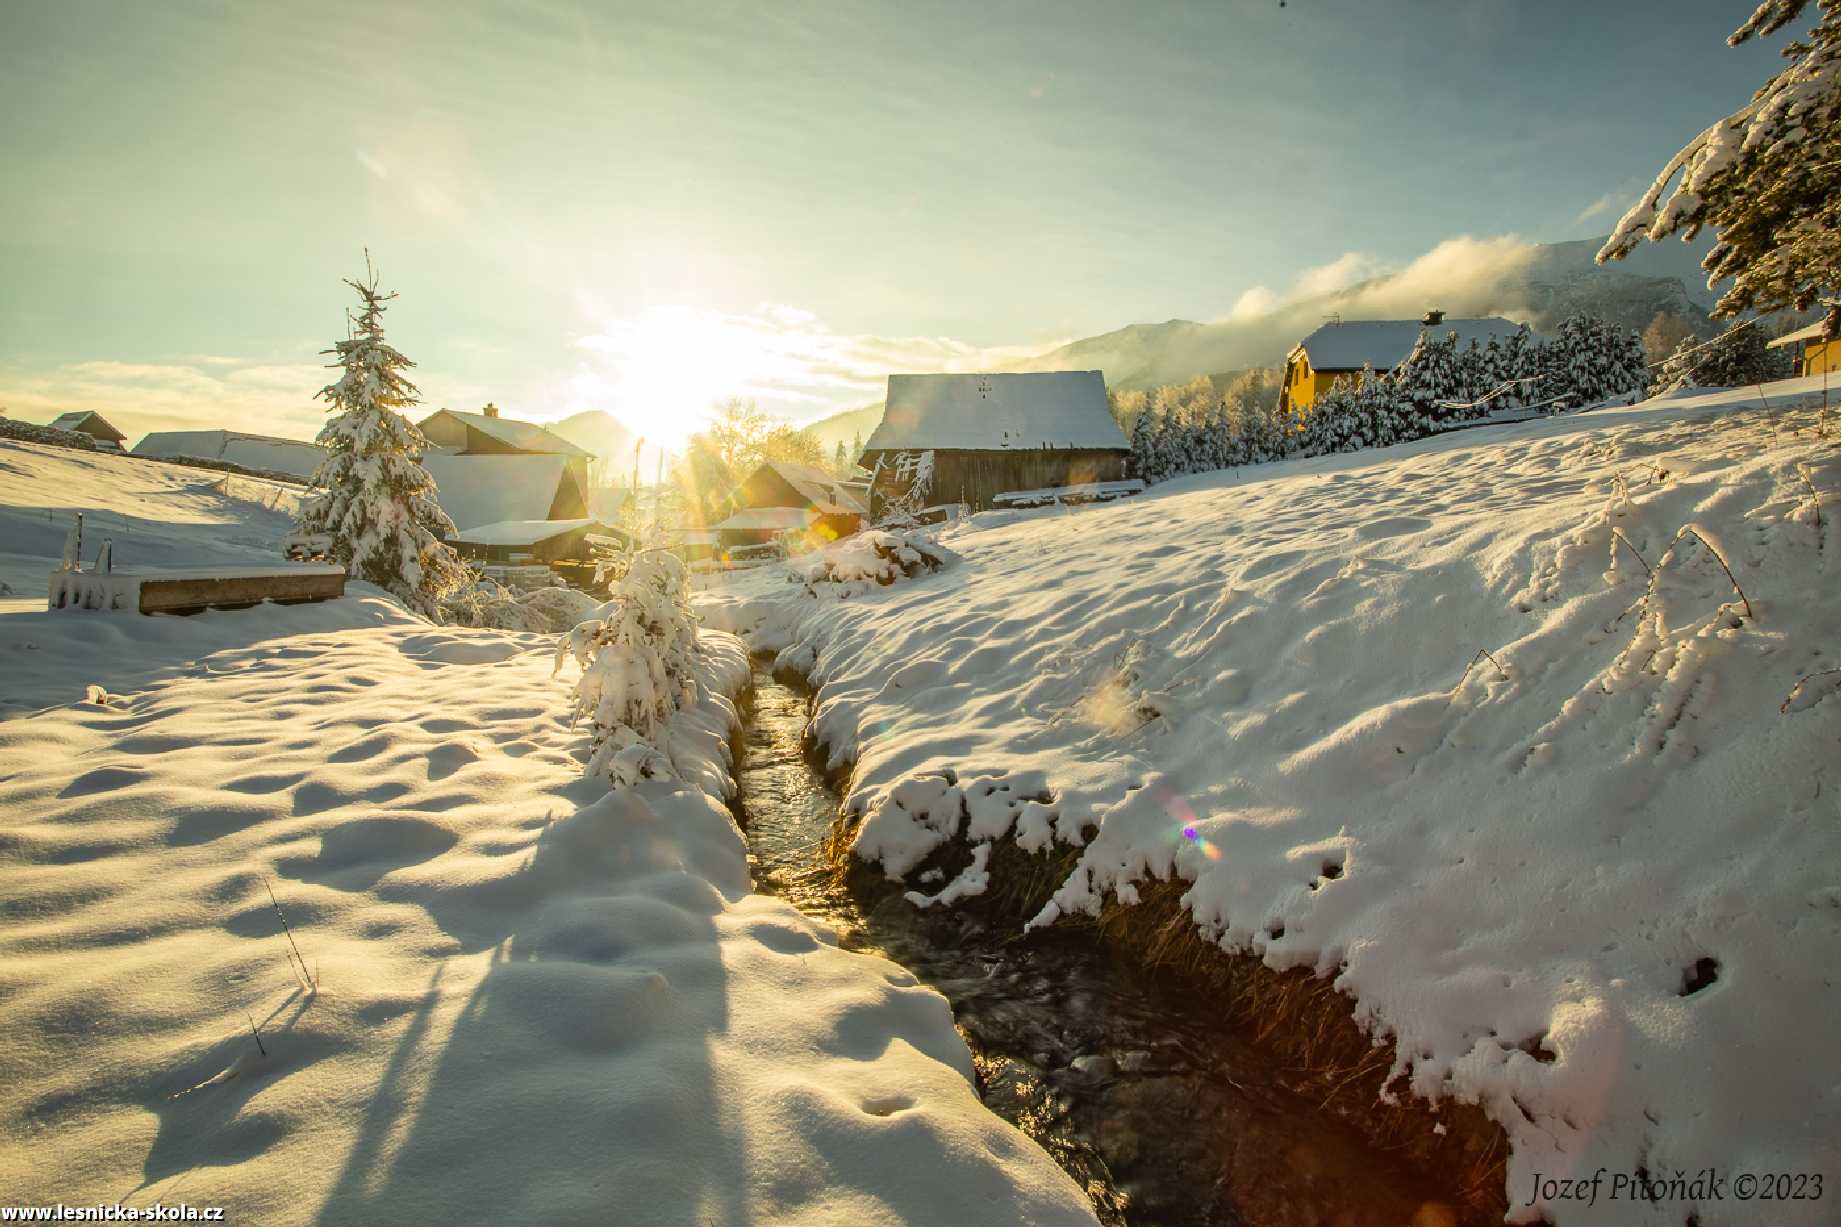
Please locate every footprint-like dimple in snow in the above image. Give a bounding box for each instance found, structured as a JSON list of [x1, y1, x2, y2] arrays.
[[1356, 515, 1433, 541], [221, 771, 308, 795], [58, 765, 147, 798], [328, 734, 392, 764], [751, 923, 821, 956], [427, 740, 483, 781], [861, 1094, 915, 1117], [315, 815, 458, 875]]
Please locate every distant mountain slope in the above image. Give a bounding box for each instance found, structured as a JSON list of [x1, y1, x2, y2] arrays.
[[799, 402, 886, 455], [1008, 232, 1721, 391], [793, 232, 1722, 441]]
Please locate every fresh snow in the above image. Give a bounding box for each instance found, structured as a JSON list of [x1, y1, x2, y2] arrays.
[[700, 375, 1841, 1227], [0, 440, 304, 599], [0, 437, 1097, 1225]]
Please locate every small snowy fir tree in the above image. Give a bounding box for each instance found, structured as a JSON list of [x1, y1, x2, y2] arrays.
[[554, 551, 701, 786], [295, 259, 468, 618], [1599, 0, 1841, 341]]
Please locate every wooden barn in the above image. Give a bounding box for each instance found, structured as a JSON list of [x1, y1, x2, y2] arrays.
[[860, 371, 1128, 515], [714, 459, 867, 549]]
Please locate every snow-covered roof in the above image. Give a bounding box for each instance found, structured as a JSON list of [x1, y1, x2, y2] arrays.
[[421, 409, 593, 459], [762, 460, 868, 514], [422, 453, 570, 533], [49, 411, 127, 442], [1293, 318, 1528, 372], [1766, 320, 1835, 348], [133, 429, 327, 478], [714, 507, 818, 532], [449, 517, 602, 547], [866, 371, 1127, 452]]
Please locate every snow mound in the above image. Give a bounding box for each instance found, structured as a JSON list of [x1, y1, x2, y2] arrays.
[[790, 529, 958, 597]]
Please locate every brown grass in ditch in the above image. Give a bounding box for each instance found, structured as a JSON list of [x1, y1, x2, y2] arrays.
[[824, 818, 1512, 1224]]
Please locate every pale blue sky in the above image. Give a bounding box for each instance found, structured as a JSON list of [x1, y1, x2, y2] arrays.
[[0, 1, 1786, 445]]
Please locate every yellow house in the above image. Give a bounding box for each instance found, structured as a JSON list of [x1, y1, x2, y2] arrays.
[[1278, 312, 1528, 419], [1766, 319, 1841, 377]]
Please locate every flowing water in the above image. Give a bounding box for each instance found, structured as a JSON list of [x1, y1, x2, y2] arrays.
[[735, 660, 1462, 1227]]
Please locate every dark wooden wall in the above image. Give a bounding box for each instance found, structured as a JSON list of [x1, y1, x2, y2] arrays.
[[863, 448, 1128, 516]]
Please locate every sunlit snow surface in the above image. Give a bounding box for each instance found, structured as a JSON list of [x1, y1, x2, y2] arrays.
[[0, 441, 1097, 1225], [701, 377, 1841, 1227]]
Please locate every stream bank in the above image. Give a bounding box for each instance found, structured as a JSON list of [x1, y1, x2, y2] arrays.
[[733, 657, 1482, 1227]]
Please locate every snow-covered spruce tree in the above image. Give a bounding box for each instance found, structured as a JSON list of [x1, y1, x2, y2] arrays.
[[1701, 319, 1790, 388], [295, 261, 468, 618], [1299, 376, 1366, 456], [1540, 314, 1651, 408], [1599, 0, 1841, 341], [554, 550, 700, 786], [1353, 363, 1407, 447], [1392, 329, 1463, 437], [1499, 323, 1540, 408], [1127, 394, 1163, 483], [1651, 334, 1701, 395]]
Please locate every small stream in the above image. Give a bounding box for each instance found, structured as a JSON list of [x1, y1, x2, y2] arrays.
[[735, 659, 1458, 1227]]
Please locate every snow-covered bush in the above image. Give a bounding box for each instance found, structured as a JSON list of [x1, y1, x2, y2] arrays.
[[554, 551, 701, 785], [294, 260, 469, 619], [446, 580, 600, 633], [1650, 320, 1792, 394], [789, 529, 957, 597]]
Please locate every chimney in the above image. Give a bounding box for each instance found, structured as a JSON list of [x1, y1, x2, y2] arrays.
[[482, 402, 500, 419], [1421, 309, 1446, 327]]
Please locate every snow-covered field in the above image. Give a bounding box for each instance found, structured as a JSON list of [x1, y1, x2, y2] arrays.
[[0, 440, 1096, 1225], [702, 377, 1841, 1226]]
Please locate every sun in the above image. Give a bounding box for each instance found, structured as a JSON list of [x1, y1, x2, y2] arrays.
[[573, 305, 811, 452]]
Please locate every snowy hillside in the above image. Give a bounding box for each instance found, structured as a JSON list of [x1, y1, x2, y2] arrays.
[[702, 378, 1841, 1226], [0, 440, 303, 598], [0, 438, 1097, 1225]]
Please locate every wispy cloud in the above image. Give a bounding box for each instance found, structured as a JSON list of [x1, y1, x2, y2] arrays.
[[1575, 190, 1626, 225]]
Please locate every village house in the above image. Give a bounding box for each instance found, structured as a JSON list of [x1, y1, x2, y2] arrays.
[[711, 458, 868, 552], [133, 428, 326, 476], [416, 404, 593, 532], [47, 411, 128, 450], [859, 371, 1129, 515], [1278, 312, 1529, 418], [1766, 319, 1841, 377]]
